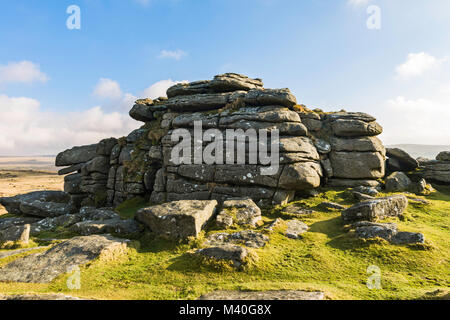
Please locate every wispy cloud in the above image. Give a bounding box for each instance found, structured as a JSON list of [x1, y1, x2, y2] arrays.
[[142, 79, 188, 98], [396, 52, 447, 78], [158, 49, 187, 61], [0, 61, 48, 85], [347, 0, 371, 7]]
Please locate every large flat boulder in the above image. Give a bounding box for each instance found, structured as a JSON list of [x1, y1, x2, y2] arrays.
[[135, 200, 218, 240], [0, 191, 70, 215], [19, 201, 76, 218], [341, 194, 408, 222], [167, 73, 263, 98], [55, 144, 98, 167], [0, 235, 130, 283]]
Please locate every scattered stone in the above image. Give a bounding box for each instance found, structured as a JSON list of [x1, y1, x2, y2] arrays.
[[341, 194, 408, 222], [216, 197, 261, 228], [351, 221, 424, 244], [385, 171, 412, 192], [198, 290, 325, 300], [328, 179, 381, 188], [320, 201, 346, 210], [135, 200, 218, 240], [282, 205, 316, 216], [265, 218, 284, 232], [353, 221, 398, 241], [0, 224, 30, 246], [285, 220, 309, 239], [196, 245, 248, 268], [391, 232, 425, 244], [70, 218, 141, 236], [205, 230, 269, 248], [0, 235, 130, 283]]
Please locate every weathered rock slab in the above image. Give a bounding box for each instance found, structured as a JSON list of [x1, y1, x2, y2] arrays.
[[136, 200, 218, 240], [341, 195, 408, 222], [198, 290, 325, 300], [0, 235, 130, 283]]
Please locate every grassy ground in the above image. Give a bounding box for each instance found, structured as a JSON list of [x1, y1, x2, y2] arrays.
[[0, 186, 448, 300]]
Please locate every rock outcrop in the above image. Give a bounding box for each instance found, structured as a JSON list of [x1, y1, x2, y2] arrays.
[[52, 74, 389, 209], [418, 152, 450, 185]]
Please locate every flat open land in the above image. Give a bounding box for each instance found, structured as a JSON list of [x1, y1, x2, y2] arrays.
[[0, 157, 63, 215]]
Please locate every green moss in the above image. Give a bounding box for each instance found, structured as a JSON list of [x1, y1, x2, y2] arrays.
[[94, 191, 107, 207], [115, 197, 148, 219]]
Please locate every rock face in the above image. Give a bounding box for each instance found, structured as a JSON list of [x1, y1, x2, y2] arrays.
[[0, 235, 130, 283], [341, 195, 408, 222], [51, 73, 387, 210], [135, 200, 218, 240], [298, 109, 385, 188], [436, 151, 450, 161]]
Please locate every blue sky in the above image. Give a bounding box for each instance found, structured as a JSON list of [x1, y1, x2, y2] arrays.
[[1, 0, 450, 155]]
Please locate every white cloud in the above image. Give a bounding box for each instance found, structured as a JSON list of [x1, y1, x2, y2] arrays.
[[376, 92, 450, 145], [396, 52, 446, 78], [93, 78, 123, 100], [142, 79, 188, 99], [0, 61, 48, 84], [347, 0, 371, 7], [0, 94, 139, 156], [158, 49, 187, 61]]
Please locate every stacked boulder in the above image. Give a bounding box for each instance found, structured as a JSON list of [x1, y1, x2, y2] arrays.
[[145, 74, 323, 206], [418, 151, 450, 185], [297, 108, 385, 188]]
